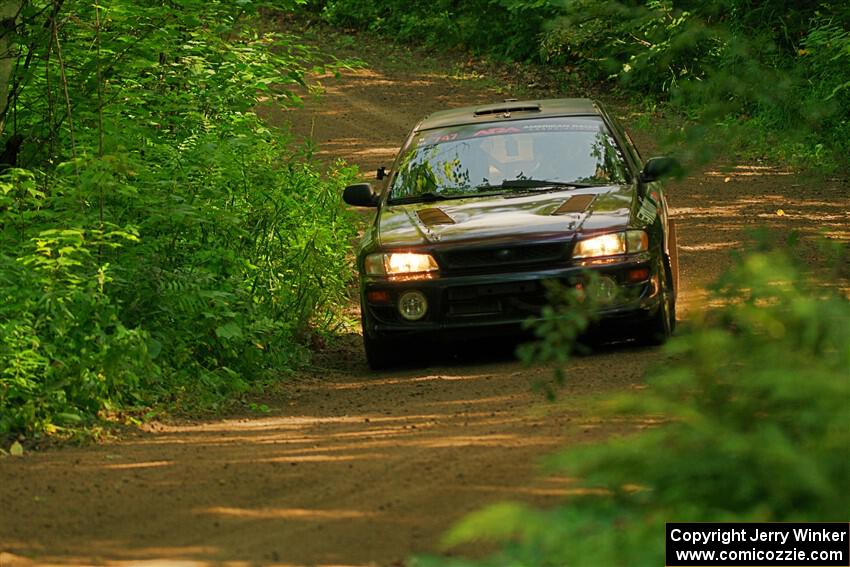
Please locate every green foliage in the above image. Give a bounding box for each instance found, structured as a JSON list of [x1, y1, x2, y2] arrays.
[[544, 0, 850, 167], [516, 275, 602, 397], [0, 0, 357, 434], [311, 0, 562, 61], [417, 246, 850, 566]]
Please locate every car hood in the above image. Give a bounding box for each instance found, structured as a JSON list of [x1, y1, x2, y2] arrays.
[[376, 185, 634, 248]]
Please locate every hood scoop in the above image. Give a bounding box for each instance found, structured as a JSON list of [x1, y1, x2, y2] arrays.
[[552, 194, 596, 215], [417, 207, 455, 226]]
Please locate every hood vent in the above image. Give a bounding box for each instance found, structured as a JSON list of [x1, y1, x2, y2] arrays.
[[417, 207, 455, 226], [553, 194, 595, 215]]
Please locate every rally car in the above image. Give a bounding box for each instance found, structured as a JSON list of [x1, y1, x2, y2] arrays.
[[343, 98, 679, 369]]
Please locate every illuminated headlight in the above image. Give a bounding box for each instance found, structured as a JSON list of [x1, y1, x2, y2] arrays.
[[365, 252, 439, 277], [398, 290, 428, 321], [572, 230, 649, 259]]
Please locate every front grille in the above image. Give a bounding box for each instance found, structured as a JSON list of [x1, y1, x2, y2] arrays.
[[445, 281, 547, 319], [439, 242, 567, 273]]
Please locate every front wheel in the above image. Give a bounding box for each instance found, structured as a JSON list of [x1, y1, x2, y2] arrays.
[[640, 258, 676, 346], [363, 332, 401, 370]]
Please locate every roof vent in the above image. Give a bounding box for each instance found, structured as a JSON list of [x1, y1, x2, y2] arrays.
[[473, 102, 541, 117]]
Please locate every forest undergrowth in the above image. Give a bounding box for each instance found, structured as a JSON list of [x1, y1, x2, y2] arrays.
[[0, 0, 359, 437]]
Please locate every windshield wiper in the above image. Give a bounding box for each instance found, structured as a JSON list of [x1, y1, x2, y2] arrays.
[[389, 190, 503, 205], [391, 191, 448, 203], [476, 179, 603, 191], [387, 180, 603, 204]]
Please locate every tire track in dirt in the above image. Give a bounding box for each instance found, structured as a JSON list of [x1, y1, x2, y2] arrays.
[[2, 32, 848, 567]]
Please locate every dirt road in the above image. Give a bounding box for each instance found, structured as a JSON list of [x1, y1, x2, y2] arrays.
[[2, 28, 848, 567]]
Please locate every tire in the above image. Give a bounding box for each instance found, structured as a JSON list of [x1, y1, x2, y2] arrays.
[[360, 301, 403, 370], [641, 257, 676, 346], [668, 220, 680, 298], [363, 332, 400, 370]]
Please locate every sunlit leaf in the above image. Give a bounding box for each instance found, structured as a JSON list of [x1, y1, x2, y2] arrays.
[[215, 322, 244, 340], [10, 442, 23, 457]]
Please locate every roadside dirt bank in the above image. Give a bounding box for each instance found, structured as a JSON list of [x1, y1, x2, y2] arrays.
[[1, 25, 848, 567]]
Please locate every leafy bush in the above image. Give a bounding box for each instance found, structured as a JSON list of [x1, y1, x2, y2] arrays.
[[543, 1, 850, 166], [0, 0, 357, 434], [417, 246, 850, 566], [312, 0, 561, 61]]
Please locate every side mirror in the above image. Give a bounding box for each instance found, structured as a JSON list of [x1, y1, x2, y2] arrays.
[[343, 183, 379, 207], [640, 157, 681, 183]]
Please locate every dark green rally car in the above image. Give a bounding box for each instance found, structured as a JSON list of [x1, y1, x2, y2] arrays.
[[343, 98, 680, 369]]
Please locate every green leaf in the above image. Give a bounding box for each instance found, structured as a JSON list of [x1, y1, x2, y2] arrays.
[[147, 338, 162, 359], [56, 413, 83, 425], [440, 502, 536, 549], [215, 322, 243, 340]]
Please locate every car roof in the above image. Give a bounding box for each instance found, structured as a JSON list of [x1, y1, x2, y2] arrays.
[[415, 98, 601, 132]]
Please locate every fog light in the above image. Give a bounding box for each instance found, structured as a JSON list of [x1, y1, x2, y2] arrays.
[[398, 290, 428, 321], [587, 275, 619, 304]]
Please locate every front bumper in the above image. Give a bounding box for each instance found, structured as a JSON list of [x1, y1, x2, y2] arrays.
[[360, 254, 662, 341]]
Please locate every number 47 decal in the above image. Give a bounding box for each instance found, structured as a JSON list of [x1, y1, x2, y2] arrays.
[[636, 196, 658, 224]]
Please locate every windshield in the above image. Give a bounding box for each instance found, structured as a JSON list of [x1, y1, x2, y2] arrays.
[[388, 117, 629, 203]]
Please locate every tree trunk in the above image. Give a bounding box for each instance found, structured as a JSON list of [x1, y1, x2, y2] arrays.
[[0, 0, 23, 138]]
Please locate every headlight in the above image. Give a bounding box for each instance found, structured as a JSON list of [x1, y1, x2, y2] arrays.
[[572, 230, 649, 259], [364, 252, 439, 277]]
